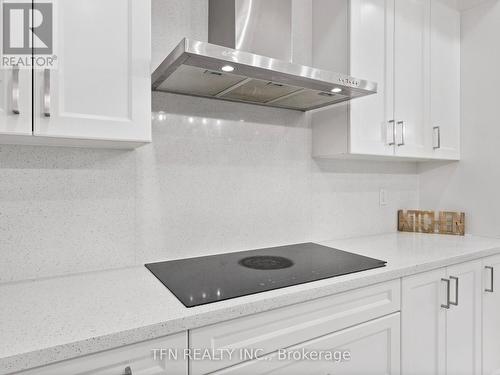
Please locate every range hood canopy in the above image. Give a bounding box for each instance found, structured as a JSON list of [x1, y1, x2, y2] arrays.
[[152, 0, 377, 112]]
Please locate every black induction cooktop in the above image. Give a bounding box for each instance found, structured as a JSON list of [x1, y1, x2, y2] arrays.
[[145, 243, 386, 308]]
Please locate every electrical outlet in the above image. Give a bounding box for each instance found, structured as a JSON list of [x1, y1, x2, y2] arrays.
[[379, 189, 388, 207]]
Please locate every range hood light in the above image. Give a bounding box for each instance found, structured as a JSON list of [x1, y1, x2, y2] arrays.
[[331, 88, 342, 93], [221, 65, 235, 72]]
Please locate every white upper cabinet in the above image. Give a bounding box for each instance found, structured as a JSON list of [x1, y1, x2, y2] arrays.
[[0, 0, 33, 137], [430, 0, 461, 160], [312, 0, 461, 161], [1, 0, 151, 148], [33, 0, 151, 146], [312, 0, 396, 158], [349, 0, 395, 157], [393, 0, 432, 158], [0, 67, 32, 136]]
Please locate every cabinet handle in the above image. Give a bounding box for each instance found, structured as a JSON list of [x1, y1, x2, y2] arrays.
[[486, 266, 495, 293], [43, 69, 51, 117], [441, 278, 451, 309], [12, 66, 20, 115], [449, 276, 459, 306], [388, 120, 396, 146], [124, 366, 132, 375], [397, 121, 405, 146], [433, 126, 441, 149]]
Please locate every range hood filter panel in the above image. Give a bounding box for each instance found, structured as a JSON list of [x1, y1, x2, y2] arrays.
[[272, 90, 349, 111], [219, 79, 302, 104], [157, 65, 247, 97]]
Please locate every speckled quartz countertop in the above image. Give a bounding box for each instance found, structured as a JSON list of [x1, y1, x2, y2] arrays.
[[3, 232, 500, 374]]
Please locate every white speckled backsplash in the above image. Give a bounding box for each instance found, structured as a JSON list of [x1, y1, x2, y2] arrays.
[[0, 92, 419, 283], [0, 0, 419, 283]]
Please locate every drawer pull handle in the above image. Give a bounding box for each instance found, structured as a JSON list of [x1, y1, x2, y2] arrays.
[[441, 278, 450, 309], [12, 66, 20, 115], [449, 276, 459, 306], [486, 266, 495, 293], [124, 366, 132, 375]]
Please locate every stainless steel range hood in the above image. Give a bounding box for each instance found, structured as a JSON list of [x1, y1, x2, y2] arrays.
[[152, 0, 377, 112]]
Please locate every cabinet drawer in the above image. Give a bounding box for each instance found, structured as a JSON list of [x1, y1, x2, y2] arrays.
[[214, 313, 401, 375], [190, 280, 400, 375], [17, 333, 187, 375]]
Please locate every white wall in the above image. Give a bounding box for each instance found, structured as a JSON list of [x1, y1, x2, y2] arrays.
[[0, 0, 419, 283], [457, 0, 492, 11], [419, 0, 500, 237]]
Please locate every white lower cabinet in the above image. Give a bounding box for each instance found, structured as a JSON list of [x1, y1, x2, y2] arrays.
[[189, 280, 401, 375], [482, 255, 500, 375], [213, 313, 401, 375], [401, 268, 446, 375], [445, 261, 482, 375], [18, 333, 188, 375], [402, 260, 482, 375]]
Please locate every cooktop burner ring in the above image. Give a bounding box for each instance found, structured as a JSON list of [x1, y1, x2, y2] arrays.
[[238, 256, 294, 270]]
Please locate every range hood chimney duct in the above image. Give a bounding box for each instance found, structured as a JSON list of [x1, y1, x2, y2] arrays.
[[209, 0, 293, 62]]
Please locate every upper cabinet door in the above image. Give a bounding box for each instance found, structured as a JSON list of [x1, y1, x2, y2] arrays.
[[0, 67, 32, 136], [0, 0, 32, 136], [394, 0, 432, 158], [33, 0, 151, 145], [430, 0, 461, 160], [349, 0, 395, 156]]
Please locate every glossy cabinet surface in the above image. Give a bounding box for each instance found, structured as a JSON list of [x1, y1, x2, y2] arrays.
[[349, 0, 395, 157], [0, 67, 32, 136], [430, 0, 461, 160], [446, 261, 482, 375], [402, 268, 446, 375], [312, 0, 460, 161], [393, 0, 432, 158], [33, 0, 151, 146], [482, 255, 500, 375], [190, 280, 400, 375], [214, 314, 401, 375], [312, 0, 396, 158], [0, 0, 31, 137], [402, 260, 483, 375], [1, 0, 151, 148], [19, 333, 188, 375]]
